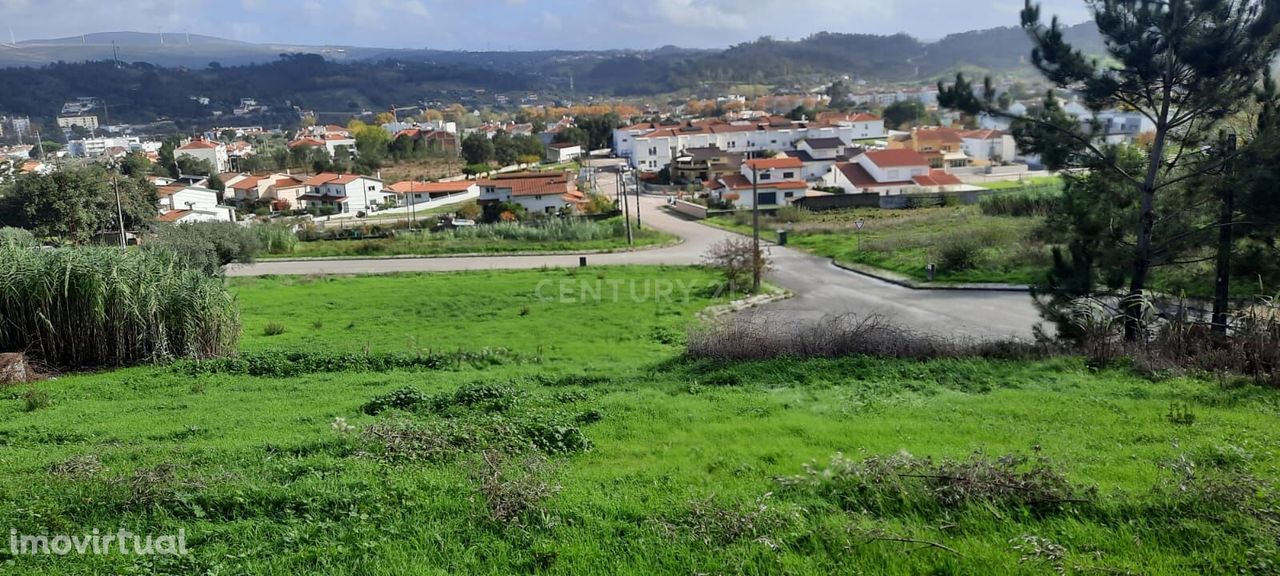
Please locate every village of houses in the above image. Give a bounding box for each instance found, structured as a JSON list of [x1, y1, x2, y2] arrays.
[[0, 89, 1153, 228]]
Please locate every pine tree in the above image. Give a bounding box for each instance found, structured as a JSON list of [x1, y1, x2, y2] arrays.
[[940, 0, 1280, 340]]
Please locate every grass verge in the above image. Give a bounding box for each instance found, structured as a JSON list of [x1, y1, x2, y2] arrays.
[[1, 267, 1276, 574]]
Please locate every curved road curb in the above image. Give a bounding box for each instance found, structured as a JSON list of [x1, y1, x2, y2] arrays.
[[829, 261, 1032, 293]]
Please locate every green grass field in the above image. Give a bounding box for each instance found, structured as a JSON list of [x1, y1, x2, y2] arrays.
[[1, 267, 1277, 574], [708, 206, 1051, 285], [980, 175, 1063, 190]]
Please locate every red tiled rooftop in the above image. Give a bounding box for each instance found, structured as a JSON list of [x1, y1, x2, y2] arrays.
[[745, 157, 804, 170], [863, 149, 930, 168], [157, 210, 191, 222]]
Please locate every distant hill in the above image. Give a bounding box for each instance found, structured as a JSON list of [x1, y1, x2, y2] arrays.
[[0, 54, 535, 129], [0, 31, 388, 68], [18, 32, 254, 46], [0, 25, 1107, 81]]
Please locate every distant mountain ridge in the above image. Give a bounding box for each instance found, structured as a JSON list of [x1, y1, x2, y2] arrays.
[[0, 25, 1106, 81]]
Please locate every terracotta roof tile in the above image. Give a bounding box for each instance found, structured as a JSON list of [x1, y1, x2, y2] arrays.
[[863, 149, 930, 168]]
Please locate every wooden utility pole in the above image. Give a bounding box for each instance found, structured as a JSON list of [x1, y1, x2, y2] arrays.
[[751, 163, 761, 293]]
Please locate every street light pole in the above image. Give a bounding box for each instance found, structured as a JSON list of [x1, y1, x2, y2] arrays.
[[751, 163, 761, 293]]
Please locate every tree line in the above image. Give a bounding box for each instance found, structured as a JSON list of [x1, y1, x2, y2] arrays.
[[939, 0, 1280, 341]]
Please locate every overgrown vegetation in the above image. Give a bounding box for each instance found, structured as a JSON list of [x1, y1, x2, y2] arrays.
[[148, 221, 261, 275], [709, 206, 1050, 285], [0, 245, 239, 369], [277, 217, 672, 258], [0, 268, 1277, 574]]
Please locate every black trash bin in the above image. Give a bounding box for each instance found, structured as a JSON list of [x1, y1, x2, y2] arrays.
[[777, 230, 788, 246]]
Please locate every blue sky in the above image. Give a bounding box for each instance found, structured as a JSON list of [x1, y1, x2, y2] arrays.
[[1, 0, 1093, 50]]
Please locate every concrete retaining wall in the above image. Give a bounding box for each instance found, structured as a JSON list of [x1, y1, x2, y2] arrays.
[[671, 199, 709, 219]]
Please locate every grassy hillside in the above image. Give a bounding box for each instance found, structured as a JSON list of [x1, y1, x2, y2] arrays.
[[0, 266, 1276, 574]]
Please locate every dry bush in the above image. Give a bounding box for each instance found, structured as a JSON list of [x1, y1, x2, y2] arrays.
[[111, 463, 202, 509], [359, 420, 468, 463], [702, 237, 771, 294], [777, 452, 1093, 516], [1067, 294, 1280, 386], [687, 313, 1044, 362], [467, 450, 561, 528], [48, 454, 106, 480], [655, 493, 793, 547]]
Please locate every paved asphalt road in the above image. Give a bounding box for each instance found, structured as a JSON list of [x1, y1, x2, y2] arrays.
[[229, 165, 1043, 340]]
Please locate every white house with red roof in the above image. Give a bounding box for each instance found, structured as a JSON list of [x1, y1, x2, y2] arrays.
[[618, 115, 886, 173], [827, 149, 968, 196], [707, 157, 810, 209], [298, 173, 392, 214], [225, 173, 309, 209], [959, 129, 1017, 165], [176, 138, 229, 173], [156, 183, 236, 223], [477, 171, 587, 215]]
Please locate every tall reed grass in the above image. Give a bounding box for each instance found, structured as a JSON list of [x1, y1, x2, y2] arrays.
[[442, 219, 628, 242], [253, 222, 299, 254], [0, 246, 240, 368], [979, 186, 1063, 218]]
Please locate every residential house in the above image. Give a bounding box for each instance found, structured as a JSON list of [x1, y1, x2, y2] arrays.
[[620, 114, 886, 172], [298, 173, 392, 214], [707, 157, 810, 209], [269, 175, 308, 210], [288, 134, 355, 158], [156, 183, 236, 222], [887, 127, 969, 169], [959, 130, 1016, 166], [176, 138, 230, 173], [387, 180, 480, 208], [814, 112, 886, 141], [546, 142, 583, 163], [826, 149, 965, 196], [785, 137, 859, 181], [672, 146, 744, 183], [477, 172, 587, 215]]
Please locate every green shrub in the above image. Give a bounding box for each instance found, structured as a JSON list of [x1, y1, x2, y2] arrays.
[[775, 205, 810, 224], [937, 237, 982, 272], [263, 322, 287, 336], [0, 227, 35, 248], [363, 386, 430, 415], [148, 221, 261, 275], [980, 187, 1063, 217], [0, 246, 239, 369]]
